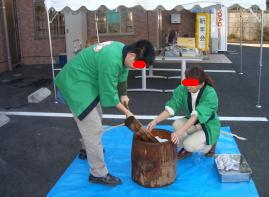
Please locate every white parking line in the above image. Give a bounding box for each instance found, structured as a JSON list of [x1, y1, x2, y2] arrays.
[[1, 111, 268, 122], [204, 70, 236, 73], [130, 68, 236, 73]]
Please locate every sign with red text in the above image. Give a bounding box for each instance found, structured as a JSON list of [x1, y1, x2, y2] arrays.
[[216, 6, 228, 51]]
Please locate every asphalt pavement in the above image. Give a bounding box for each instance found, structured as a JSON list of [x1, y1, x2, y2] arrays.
[[0, 44, 268, 197]]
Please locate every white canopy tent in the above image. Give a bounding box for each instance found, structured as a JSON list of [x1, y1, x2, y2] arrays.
[[45, 0, 266, 11], [44, 0, 266, 108]]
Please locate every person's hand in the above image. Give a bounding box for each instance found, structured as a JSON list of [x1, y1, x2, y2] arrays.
[[120, 95, 129, 108], [171, 130, 184, 144], [126, 111, 134, 118], [171, 132, 180, 144], [146, 119, 157, 132]]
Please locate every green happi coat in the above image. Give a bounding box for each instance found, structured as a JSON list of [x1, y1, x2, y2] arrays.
[[55, 41, 128, 120], [165, 84, 221, 145]]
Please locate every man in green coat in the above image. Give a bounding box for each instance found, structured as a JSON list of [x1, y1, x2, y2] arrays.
[[55, 40, 155, 186], [147, 66, 221, 160]]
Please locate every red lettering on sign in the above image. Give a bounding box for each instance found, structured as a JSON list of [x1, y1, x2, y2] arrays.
[[217, 9, 223, 27]]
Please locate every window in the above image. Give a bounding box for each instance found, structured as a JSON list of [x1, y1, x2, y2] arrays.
[[96, 7, 134, 34], [33, 0, 65, 38]]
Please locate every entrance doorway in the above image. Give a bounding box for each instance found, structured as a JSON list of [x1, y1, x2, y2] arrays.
[[5, 0, 21, 66]]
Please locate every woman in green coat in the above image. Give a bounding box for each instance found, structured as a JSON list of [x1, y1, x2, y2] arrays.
[[147, 66, 221, 160]]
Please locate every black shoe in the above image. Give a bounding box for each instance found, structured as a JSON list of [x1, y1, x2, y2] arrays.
[[89, 173, 122, 186], [78, 149, 87, 160]]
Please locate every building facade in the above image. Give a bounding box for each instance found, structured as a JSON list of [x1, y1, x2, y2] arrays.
[[0, 0, 197, 72], [1, 0, 268, 73]]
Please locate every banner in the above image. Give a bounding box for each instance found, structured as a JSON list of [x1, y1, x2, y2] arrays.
[[216, 6, 228, 51], [195, 13, 210, 51]]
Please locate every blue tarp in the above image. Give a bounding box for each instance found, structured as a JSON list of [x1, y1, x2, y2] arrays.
[[47, 126, 259, 197]]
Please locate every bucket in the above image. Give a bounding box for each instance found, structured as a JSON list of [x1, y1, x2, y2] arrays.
[[131, 128, 177, 187]]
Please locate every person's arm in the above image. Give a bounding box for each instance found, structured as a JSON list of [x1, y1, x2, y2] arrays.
[[115, 102, 133, 117], [117, 67, 128, 98], [171, 88, 219, 144], [195, 88, 218, 123], [146, 110, 170, 132], [171, 114, 197, 144], [147, 85, 185, 132], [117, 81, 127, 96], [118, 65, 129, 107], [99, 74, 133, 117], [98, 59, 127, 108], [117, 81, 129, 107]]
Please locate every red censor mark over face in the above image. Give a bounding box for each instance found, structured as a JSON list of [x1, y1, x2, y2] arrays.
[[133, 60, 146, 69], [182, 78, 200, 86]]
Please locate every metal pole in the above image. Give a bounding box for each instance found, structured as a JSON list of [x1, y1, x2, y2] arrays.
[[256, 10, 264, 108], [156, 10, 160, 49], [146, 11, 149, 41], [181, 60, 186, 80], [94, 11, 100, 43], [239, 9, 243, 74], [159, 10, 163, 49], [1, 0, 12, 71], [142, 67, 146, 89], [45, 7, 57, 102]]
